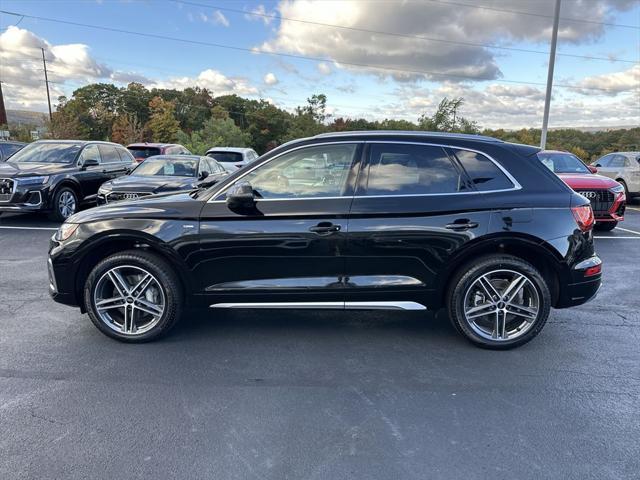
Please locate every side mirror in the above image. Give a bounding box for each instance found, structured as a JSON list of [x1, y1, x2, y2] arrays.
[[587, 165, 598, 174], [82, 158, 99, 169], [226, 181, 255, 211], [198, 171, 209, 180]]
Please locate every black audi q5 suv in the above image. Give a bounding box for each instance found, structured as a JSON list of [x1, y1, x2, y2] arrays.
[[48, 131, 601, 349]]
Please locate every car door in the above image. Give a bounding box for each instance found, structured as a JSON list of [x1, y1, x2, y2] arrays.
[[594, 154, 616, 180], [98, 144, 129, 180], [344, 142, 513, 309], [626, 154, 640, 193], [193, 142, 362, 306], [76, 144, 107, 200]]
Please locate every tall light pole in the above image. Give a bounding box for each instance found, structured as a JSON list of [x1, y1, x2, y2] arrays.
[[41, 48, 52, 122], [540, 0, 562, 149]]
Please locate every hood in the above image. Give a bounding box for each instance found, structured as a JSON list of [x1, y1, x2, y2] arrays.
[[103, 175, 197, 193], [0, 162, 74, 177], [557, 173, 619, 190], [67, 190, 200, 224]]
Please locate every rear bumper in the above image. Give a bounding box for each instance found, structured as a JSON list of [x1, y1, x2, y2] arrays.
[[556, 255, 602, 308]]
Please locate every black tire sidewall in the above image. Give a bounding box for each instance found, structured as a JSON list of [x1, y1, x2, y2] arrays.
[[83, 250, 182, 342], [51, 187, 78, 222], [447, 255, 551, 349]]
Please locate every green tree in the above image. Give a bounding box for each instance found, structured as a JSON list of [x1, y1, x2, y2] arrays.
[[111, 114, 144, 145], [118, 83, 153, 125], [147, 96, 180, 143], [246, 101, 291, 153], [418, 97, 479, 134], [177, 110, 251, 154]]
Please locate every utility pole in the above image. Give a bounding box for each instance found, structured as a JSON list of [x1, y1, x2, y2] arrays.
[[0, 82, 7, 126], [42, 48, 52, 122], [540, 0, 561, 149]]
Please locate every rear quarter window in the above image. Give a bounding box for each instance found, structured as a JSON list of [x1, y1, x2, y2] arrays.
[[452, 149, 514, 192]]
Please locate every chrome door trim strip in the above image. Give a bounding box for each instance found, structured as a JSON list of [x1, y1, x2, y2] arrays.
[[210, 302, 344, 309], [209, 301, 427, 310]]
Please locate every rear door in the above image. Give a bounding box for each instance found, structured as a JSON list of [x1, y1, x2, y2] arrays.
[[194, 142, 362, 306], [344, 142, 514, 309], [98, 144, 129, 180]]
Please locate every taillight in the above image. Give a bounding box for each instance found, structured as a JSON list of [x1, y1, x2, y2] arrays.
[[572, 205, 595, 232], [584, 265, 602, 277]]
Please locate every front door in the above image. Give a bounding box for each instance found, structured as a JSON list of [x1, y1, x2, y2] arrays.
[[193, 142, 362, 307]]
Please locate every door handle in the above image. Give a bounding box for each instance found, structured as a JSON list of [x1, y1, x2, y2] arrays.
[[445, 220, 479, 231], [309, 222, 341, 234]]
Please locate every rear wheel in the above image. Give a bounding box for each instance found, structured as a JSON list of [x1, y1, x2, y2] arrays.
[[84, 250, 183, 342], [594, 221, 617, 231], [447, 255, 551, 349]]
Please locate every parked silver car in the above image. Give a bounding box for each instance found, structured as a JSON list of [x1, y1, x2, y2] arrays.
[[205, 147, 259, 171], [594, 152, 640, 198]]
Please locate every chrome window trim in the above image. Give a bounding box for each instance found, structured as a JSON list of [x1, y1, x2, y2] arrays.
[[207, 140, 520, 203]]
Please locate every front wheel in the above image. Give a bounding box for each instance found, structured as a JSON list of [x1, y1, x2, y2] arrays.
[[594, 221, 617, 231], [84, 250, 183, 342], [447, 255, 551, 349], [49, 187, 78, 222]]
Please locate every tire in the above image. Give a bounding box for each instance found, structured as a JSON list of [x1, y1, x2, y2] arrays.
[[446, 254, 551, 349], [83, 249, 183, 342], [49, 186, 78, 222], [594, 221, 617, 231]]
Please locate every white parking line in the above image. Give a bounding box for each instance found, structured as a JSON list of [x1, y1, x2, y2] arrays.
[[615, 226, 640, 236], [626, 206, 640, 212], [0, 226, 58, 231]]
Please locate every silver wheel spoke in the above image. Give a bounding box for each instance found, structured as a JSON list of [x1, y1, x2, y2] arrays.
[[505, 305, 537, 321], [96, 296, 126, 311], [108, 270, 131, 296], [134, 298, 163, 316], [501, 274, 528, 300], [465, 303, 497, 319], [132, 274, 153, 298], [492, 310, 507, 339], [478, 275, 500, 300]]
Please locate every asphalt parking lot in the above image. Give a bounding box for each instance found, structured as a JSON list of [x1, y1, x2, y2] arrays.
[[1, 205, 639, 480]]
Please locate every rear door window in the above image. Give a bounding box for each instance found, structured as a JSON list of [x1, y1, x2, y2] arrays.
[[362, 143, 464, 195], [116, 147, 134, 163], [451, 149, 514, 191], [98, 145, 121, 164], [128, 146, 161, 159], [207, 151, 244, 163], [610, 155, 626, 168]]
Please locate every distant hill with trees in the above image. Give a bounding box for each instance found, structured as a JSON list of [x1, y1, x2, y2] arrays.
[[7, 82, 638, 161]]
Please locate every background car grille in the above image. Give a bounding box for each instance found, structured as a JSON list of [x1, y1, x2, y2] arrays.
[[105, 191, 151, 203], [0, 178, 15, 202], [576, 189, 614, 215]]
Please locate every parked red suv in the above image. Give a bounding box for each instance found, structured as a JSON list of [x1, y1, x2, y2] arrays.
[[126, 143, 191, 163], [537, 150, 625, 231]]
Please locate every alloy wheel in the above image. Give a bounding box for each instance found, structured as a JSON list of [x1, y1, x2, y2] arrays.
[[58, 191, 77, 218], [93, 265, 165, 336], [463, 269, 540, 341]]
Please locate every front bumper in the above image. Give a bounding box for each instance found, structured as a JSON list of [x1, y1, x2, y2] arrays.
[[48, 235, 82, 308], [0, 184, 50, 213]]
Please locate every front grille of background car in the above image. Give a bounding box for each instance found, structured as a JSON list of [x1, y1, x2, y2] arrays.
[[0, 178, 15, 202], [576, 189, 615, 215], [105, 191, 152, 203]]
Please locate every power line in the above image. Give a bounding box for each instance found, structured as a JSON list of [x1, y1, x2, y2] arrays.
[[0, 9, 633, 94], [423, 0, 640, 30], [173, 0, 639, 64]]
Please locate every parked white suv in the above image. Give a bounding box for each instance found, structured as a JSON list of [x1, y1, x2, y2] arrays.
[[594, 152, 640, 199], [205, 147, 259, 172]]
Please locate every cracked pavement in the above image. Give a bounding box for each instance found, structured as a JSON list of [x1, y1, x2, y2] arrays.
[[0, 207, 639, 480]]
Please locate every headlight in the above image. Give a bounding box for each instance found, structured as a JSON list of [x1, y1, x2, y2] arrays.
[[98, 186, 111, 195], [610, 184, 625, 193], [17, 176, 49, 186], [55, 223, 79, 241]]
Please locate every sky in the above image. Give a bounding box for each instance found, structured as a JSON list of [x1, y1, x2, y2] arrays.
[[0, 0, 638, 129]]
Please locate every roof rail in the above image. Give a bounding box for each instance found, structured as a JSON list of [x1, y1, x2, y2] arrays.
[[312, 130, 503, 143]]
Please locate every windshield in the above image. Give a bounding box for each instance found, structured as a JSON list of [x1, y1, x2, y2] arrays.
[[128, 146, 161, 159], [132, 158, 198, 177], [207, 152, 243, 163], [537, 152, 591, 174], [8, 142, 81, 164]]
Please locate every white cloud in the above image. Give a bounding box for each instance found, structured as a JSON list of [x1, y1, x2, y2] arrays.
[[317, 62, 332, 75], [263, 72, 279, 85], [198, 10, 230, 27], [574, 65, 640, 96], [245, 4, 274, 25], [152, 69, 258, 96], [259, 0, 636, 82]]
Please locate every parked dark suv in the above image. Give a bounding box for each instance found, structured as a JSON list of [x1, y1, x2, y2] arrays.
[[0, 140, 135, 221], [48, 132, 601, 348]]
